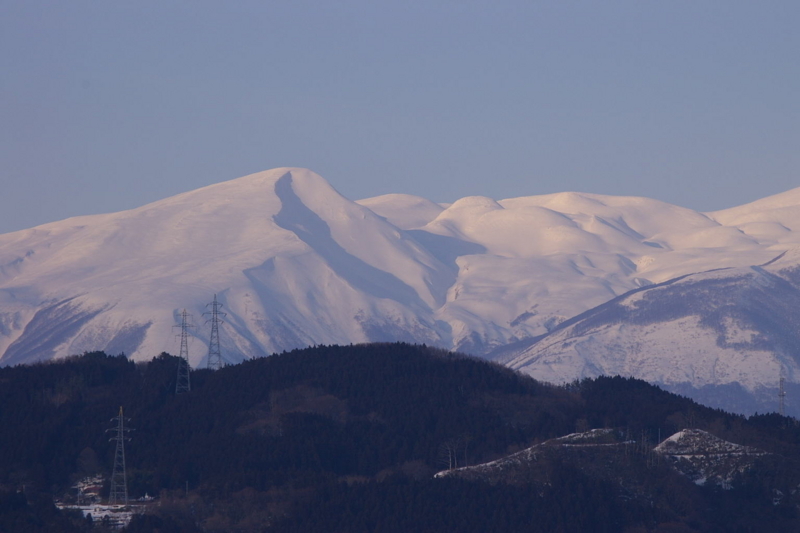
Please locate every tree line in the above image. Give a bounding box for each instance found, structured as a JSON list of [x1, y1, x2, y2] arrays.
[[0, 344, 798, 531]]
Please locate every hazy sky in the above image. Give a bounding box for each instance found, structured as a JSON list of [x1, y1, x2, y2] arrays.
[[2, 1, 798, 234]]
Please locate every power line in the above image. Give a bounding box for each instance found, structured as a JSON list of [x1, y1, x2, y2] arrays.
[[204, 294, 227, 370], [175, 309, 194, 394], [107, 406, 132, 506]]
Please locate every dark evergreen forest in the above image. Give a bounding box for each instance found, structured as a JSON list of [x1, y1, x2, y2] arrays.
[[0, 343, 799, 532]]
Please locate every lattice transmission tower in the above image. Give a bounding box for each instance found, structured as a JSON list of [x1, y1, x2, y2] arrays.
[[175, 309, 194, 394], [107, 406, 132, 506], [780, 374, 787, 417], [205, 294, 227, 370]]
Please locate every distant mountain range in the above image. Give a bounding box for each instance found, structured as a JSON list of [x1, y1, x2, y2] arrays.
[[2, 167, 800, 415]]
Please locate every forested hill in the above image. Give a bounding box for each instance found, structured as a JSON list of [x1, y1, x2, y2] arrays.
[[1, 344, 800, 532]]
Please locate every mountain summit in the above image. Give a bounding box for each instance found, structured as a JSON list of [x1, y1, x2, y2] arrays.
[[2, 168, 800, 415], [0, 168, 453, 366]]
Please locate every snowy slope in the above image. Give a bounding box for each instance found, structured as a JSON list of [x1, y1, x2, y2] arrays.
[[2, 167, 800, 413], [0, 168, 453, 367], [495, 251, 800, 415], [356, 193, 444, 230], [438, 427, 770, 491], [479, 187, 800, 414], [414, 189, 800, 354], [435, 428, 636, 487]]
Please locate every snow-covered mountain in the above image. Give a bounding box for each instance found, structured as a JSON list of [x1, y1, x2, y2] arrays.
[[493, 251, 800, 415], [0, 168, 455, 367], [2, 167, 800, 416]]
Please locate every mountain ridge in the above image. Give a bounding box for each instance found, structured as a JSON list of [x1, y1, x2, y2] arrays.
[[3, 167, 800, 417]]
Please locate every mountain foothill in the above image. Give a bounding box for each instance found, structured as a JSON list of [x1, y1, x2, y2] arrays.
[[2, 345, 800, 532]]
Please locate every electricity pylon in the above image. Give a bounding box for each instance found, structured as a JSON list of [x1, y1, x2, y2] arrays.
[[204, 294, 227, 370], [175, 309, 194, 394], [780, 374, 786, 417], [107, 406, 131, 506]]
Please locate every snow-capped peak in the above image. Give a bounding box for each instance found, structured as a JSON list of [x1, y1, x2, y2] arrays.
[[3, 167, 800, 421]]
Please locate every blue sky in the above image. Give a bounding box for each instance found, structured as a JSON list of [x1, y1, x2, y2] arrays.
[[2, 1, 798, 233]]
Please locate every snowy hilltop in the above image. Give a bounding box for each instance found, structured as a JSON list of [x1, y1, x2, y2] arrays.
[[655, 429, 768, 488], [2, 167, 800, 415], [438, 427, 774, 494]]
